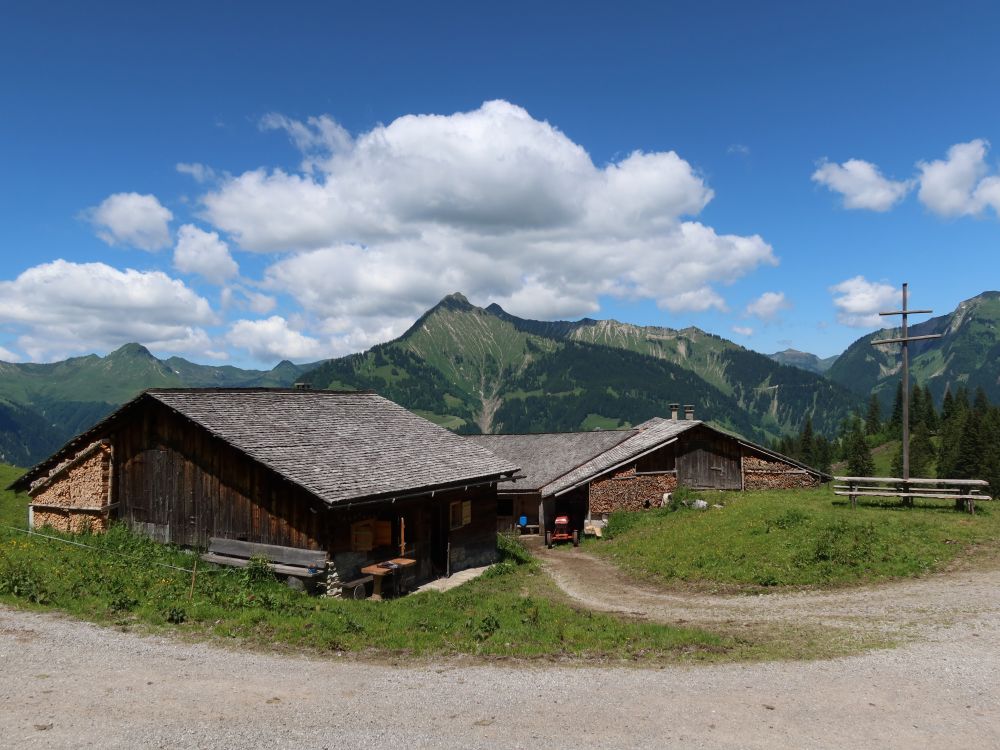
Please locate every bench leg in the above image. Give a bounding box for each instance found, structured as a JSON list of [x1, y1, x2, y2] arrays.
[[371, 576, 383, 602]]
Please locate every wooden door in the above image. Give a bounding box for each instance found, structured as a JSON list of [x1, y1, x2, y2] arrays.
[[677, 432, 741, 489]]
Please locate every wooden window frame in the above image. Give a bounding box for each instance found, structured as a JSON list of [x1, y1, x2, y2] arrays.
[[450, 500, 472, 530]]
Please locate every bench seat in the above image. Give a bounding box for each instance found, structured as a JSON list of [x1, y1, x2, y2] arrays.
[[202, 537, 328, 579]]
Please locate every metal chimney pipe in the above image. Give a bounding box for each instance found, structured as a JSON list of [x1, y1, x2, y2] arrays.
[[684, 404, 694, 420], [669, 403, 680, 421]]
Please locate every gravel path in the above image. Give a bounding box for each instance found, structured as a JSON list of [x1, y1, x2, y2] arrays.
[[2, 575, 999, 750], [532, 543, 1000, 636]]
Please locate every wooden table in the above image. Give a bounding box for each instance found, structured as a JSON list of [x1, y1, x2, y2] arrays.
[[360, 557, 417, 600]]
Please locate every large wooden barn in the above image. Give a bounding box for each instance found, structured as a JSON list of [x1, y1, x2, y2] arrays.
[[469, 409, 827, 536], [11, 389, 519, 590]]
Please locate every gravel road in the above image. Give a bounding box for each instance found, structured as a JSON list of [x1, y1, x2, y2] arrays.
[[2, 569, 998, 750]]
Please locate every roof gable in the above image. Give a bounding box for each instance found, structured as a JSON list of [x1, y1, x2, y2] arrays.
[[544, 419, 699, 496]]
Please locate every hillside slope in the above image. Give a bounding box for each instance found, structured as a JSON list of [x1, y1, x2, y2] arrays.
[[768, 349, 839, 374], [827, 291, 1000, 404], [304, 294, 862, 439], [0, 344, 319, 462]]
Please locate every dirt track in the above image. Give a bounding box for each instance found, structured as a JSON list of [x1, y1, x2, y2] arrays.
[[531, 542, 1000, 636]]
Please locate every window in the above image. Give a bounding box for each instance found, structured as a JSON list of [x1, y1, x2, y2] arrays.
[[450, 500, 472, 529]]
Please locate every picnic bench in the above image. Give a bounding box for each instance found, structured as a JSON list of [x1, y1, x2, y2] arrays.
[[202, 537, 329, 587], [833, 477, 991, 514]]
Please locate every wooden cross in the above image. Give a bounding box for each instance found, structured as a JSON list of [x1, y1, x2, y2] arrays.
[[871, 283, 942, 481]]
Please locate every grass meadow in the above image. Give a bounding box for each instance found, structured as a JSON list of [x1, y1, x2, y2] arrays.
[[593, 484, 999, 589]]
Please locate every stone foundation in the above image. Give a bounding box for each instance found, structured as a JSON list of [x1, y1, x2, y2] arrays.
[[29, 441, 112, 533], [589, 468, 678, 514]]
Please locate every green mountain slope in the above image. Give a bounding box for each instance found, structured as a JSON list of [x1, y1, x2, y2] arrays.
[[827, 291, 1000, 405], [768, 349, 839, 375], [304, 294, 863, 439], [0, 344, 319, 462], [0, 399, 64, 467]]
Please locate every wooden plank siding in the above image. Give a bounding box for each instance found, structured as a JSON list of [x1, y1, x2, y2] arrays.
[[112, 400, 326, 550], [675, 425, 742, 490]]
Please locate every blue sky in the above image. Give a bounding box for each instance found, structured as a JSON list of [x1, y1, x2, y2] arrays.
[[2, 1, 999, 367]]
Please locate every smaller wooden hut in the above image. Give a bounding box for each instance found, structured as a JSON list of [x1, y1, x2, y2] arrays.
[[469, 412, 827, 536], [11, 389, 519, 590]]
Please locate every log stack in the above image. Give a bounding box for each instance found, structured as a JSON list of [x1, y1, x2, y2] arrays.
[[589, 466, 677, 514], [29, 441, 112, 533], [742, 455, 819, 490]]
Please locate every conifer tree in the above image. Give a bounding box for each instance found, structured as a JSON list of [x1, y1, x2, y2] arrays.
[[892, 422, 935, 478], [865, 393, 882, 435], [813, 435, 833, 474], [953, 407, 986, 480], [921, 384, 938, 432], [941, 387, 955, 423], [845, 419, 875, 477], [910, 385, 925, 431], [798, 416, 815, 467], [938, 408, 966, 478], [888, 381, 904, 436]]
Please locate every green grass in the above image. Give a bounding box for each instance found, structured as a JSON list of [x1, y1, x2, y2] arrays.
[[592, 485, 999, 589], [579, 413, 624, 431], [412, 409, 467, 430], [0, 464, 26, 529], [0, 474, 735, 663]]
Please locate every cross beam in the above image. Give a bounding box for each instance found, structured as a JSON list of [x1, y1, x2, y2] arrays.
[[871, 282, 942, 481]]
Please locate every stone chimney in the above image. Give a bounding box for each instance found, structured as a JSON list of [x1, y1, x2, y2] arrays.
[[669, 403, 680, 421], [684, 404, 695, 420]]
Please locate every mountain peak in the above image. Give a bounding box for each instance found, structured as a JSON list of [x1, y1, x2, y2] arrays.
[[438, 292, 474, 310], [106, 342, 156, 360]]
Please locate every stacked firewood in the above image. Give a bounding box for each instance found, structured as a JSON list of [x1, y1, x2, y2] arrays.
[[30, 442, 112, 533], [742, 455, 818, 490], [589, 467, 677, 514]]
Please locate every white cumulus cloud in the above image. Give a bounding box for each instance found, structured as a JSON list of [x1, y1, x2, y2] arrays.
[[732, 326, 753, 337], [173, 224, 239, 284], [195, 100, 775, 344], [812, 159, 912, 211], [916, 139, 1000, 217], [86, 192, 173, 251], [745, 291, 790, 321], [0, 260, 216, 360], [829, 276, 901, 328], [220, 285, 277, 315], [0, 345, 22, 362], [226, 316, 325, 362]]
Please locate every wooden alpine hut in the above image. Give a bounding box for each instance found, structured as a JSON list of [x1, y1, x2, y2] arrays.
[[469, 405, 827, 538], [10, 389, 519, 594]]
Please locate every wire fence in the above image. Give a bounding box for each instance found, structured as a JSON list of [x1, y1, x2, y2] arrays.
[[0, 523, 227, 576]]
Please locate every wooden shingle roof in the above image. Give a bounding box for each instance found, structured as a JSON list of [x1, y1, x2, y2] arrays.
[[543, 418, 699, 496], [472, 416, 828, 498], [12, 389, 519, 504], [467, 430, 634, 493]]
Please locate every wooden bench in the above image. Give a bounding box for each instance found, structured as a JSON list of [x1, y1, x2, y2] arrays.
[[833, 477, 991, 514], [202, 537, 328, 581]]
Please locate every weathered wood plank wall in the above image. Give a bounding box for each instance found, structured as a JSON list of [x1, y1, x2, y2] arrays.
[[112, 401, 326, 550]]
